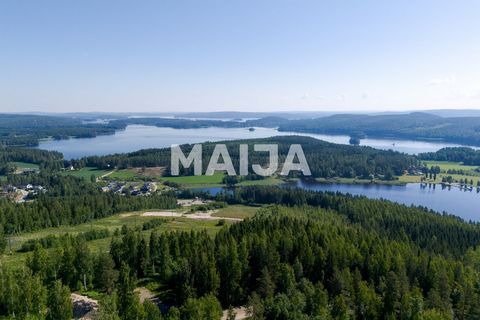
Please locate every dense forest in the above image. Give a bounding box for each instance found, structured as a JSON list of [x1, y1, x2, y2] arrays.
[[0, 146, 63, 173], [76, 136, 418, 180], [6, 112, 480, 148], [0, 114, 278, 147], [3, 113, 480, 319], [277, 113, 480, 146], [0, 172, 177, 238], [2, 187, 480, 319], [0, 114, 125, 147], [419, 147, 480, 166]]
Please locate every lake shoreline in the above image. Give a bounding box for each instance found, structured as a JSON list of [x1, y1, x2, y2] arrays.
[[38, 124, 480, 159]]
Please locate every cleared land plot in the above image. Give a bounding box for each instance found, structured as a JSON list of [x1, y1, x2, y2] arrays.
[[161, 173, 225, 185], [107, 167, 166, 181], [400, 161, 480, 185], [10, 161, 39, 169], [237, 176, 283, 186], [107, 169, 141, 181], [211, 205, 259, 219], [1, 204, 254, 268], [423, 161, 480, 173], [62, 167, 112, 179]]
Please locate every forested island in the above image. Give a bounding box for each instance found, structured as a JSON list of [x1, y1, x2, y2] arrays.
[[74, 136, 418, 182]]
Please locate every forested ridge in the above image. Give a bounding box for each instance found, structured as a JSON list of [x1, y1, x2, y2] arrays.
[[2, 186, 480, 319], [0, 172, 177, 236], [277, 113, 480, 146], [217, 186, 480, 257], [419, 147, 480, 166], [76, 136, 418, 180], [0, 114, 122, 147], [0, 146, 63, 174], [6, 112, 480, 148]]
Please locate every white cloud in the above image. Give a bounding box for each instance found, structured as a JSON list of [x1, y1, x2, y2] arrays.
[[300, 93, 310, 100], [429, 75, 456, 86], [444, 88, 480, 100]]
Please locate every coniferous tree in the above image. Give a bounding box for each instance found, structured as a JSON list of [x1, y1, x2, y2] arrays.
[[47, 280, 72, 320]]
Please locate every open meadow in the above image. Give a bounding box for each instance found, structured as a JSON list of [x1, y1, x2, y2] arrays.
[[0, 204, 259, 269]]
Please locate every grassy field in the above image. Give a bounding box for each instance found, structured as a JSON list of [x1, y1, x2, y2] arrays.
[[160, 173, 225, 185], [422, 161, 480, 172], [0, 204, 256, 268], [237, 176, 283, 186], [62, 167, 112, 179], [10, 161, 40, 169], [107, 169, 142, 181], [212, 204, 259, 219], [398, 175, 423, 183], [314, 177, 408, 186], [399, 161, 480, 185], [100, 169, 282, 187]]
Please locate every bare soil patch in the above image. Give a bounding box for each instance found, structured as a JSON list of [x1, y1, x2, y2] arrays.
[[222, 307, 249, 320], [133, 166, 165, 177], [71, 293, 99, 320]]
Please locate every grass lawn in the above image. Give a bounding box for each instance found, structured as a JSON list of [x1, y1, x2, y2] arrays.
[[107, 169, 141, 181], [10, 161, 39, 169], [437, 173, 480, 185], [1, 204, 254, 268], [161, 174, 283, 187], [399, 161, 480, 185], [161, 173, 225, 185], [399, 173, 480, 185], [62, 167, 112, 179], [422, 161, 479, 172], [237, 176, 283, 186], [211, 204, 260, 219], [398, 175, 423, 183]]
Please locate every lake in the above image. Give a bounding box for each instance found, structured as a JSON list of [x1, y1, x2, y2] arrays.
[[38, 124, 480, 220], [38, 124, 479, 159], [194, 181, 480, 222]]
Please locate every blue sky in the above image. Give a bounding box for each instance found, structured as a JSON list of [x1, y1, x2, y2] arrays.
[[1, 0, 480, 113]]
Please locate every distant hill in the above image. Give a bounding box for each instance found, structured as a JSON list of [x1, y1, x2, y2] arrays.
[[278, 112, 480, 146]]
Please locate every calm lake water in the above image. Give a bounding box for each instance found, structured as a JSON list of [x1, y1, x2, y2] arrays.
[[194, 181, 480, 222], [39, 125, 479, 159], [37, 124, 480, 220]]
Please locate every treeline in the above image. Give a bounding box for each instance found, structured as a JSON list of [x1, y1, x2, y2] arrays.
[[217, 186, 480, 256], [18, 228, 112, 252], [278, 112, 480, 146], [0, 113, 284, 147], [0, 146, 63, 173], [0, 192, 177, 236], [0, 171, 177, 255], [5, 171, 102, 196], [4, 201, 480, 319], [419, 147, 480, 166], [0, 114, 121, 147], [75, 136, 417, 180], [6, 112, 480, 148]]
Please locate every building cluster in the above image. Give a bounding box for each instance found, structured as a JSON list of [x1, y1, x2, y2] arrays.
[[405, 165, 426, 176], [0, 184, 47, 203], [100, 181, 157, 196]]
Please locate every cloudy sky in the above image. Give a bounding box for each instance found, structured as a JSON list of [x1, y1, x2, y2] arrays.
[[1, 0, 480, 113]]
